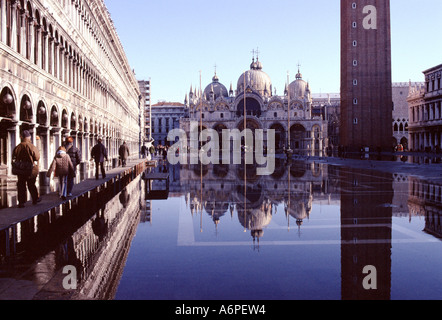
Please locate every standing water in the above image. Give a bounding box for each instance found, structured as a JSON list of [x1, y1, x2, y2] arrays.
[[0, 160, 441, 301]]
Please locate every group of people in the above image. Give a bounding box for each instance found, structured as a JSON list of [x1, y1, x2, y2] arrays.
[[12, 130, 131, 208]]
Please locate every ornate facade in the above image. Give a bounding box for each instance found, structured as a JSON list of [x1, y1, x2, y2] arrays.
[[0, 0, 141, 180], [181, 57, 328, 155], [408, 64, 442, 152]]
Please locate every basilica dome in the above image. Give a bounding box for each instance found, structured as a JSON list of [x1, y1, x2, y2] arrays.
[[204, 73, 229, 101], [289, 69, 309, 99], [237, 58, 272, 97]]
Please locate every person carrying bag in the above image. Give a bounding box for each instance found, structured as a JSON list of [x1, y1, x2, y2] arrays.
[[12, 130, 41, 208], [47, 146, 75, 200]]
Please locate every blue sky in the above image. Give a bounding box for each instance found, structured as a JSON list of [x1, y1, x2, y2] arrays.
[[104, 0, 442, 104]]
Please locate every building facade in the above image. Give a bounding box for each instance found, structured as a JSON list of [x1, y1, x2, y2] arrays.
[[151, 101, 186, 147], [139, 79, 151, 141], [181, 58, 328, 155], [311, 93, 341, 152], [0, 0, 141, 180], [408, 64, 442, 152], [392, 82, 423, 150], [341, 0, 393, 151]]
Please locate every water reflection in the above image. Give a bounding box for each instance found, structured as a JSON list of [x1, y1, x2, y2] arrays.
[[408, 176, 442, 239], [0, 159, 441, 300], [182, 160, 334, 243], [0, 175, 143, 300], [339, 168, 393, 300]]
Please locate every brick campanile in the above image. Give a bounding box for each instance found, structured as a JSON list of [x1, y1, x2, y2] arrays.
[[341, 0, 393, 152]]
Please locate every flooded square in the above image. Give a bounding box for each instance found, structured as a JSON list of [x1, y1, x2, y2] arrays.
[[2, 159, 440, 301]]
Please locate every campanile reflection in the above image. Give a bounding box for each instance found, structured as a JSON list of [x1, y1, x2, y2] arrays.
[[340, 168, 393, 300]]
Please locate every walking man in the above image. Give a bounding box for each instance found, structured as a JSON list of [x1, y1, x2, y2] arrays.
[[141, 144, 147, 159], [12, 130, 41, 208], [64, 136, 82, 197], [119, 141, 130, 167], [91, 138, 108, 180]]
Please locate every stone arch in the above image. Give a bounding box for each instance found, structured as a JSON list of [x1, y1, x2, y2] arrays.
[[290, 123, 306, 150], [19, 94, 33, 123], [236, 116, 262, 132], [0, 86, 17, 119], [70, 112, 77, 131], [83, 117, 89, 133], [36, 100, 48, 126], [61, 109, 69, 129], [236, 96, 262, 118], [50, 105, 60, 127], [269, 122, 286, 151], [78, 114, 84, 132], [312, 124, 322, 150]]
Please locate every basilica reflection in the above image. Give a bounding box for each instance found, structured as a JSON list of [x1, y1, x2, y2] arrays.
[[180, 159, 336, 242], [173, 161, 441, 300]]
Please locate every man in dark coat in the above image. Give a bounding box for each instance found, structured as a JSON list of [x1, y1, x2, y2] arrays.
[[141, 145, 147, 159], [64, 136, 82, 196], [12, 130, 41, 208], [91, 138, 108, 180], [119, 141, 130, 167]]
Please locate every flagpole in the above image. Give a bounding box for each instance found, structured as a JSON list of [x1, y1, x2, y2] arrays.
[[287, 71, 292, 154]]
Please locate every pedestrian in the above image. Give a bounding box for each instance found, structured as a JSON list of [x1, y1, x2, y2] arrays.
[[91, 138, 108, 179], [47, 146, 75, 200], [119, 141, 130, 167], [141, 144, 147, 159], [12, 130, 41, 208], [64, 136, 81, 197]]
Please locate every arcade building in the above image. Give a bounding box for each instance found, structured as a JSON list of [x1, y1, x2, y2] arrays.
[[0, 0, 141, 185]]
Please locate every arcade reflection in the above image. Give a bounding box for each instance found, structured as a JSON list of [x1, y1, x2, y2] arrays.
[[0, 175, 145, 300], [0, 159, 441, 300]]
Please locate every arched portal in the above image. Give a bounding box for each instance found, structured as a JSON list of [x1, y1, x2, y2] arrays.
[[237, 118, 261, 132], [236, 97, 262, 118], [20, 95, 33, 124], [0, 87, 16, 119], [36, 102, 47, 126], [400, 137, 408, 150], [61, 109, 69, 129], [270, 123, 285, 152], [0, 87, 16, 166], [36, 101, 49, 170], [290, 124, 306, 151]]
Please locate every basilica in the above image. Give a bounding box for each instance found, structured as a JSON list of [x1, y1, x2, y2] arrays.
[[181, 57, 328, 155]]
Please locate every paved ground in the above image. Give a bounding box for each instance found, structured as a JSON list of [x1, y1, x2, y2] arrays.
[[314, 154, 442, 182], [0, 159, 149, 231]]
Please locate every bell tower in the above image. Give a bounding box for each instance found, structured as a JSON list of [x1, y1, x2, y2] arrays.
[[340, 0, 393, 152]]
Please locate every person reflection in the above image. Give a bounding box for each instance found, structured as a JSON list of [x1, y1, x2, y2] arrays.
[[92, 207, 108, 242], [119, 187, 130, 208], [55, 237, 83, 278]]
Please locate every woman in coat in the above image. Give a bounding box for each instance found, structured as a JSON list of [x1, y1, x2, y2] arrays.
[[47, 146, 75, 200]]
